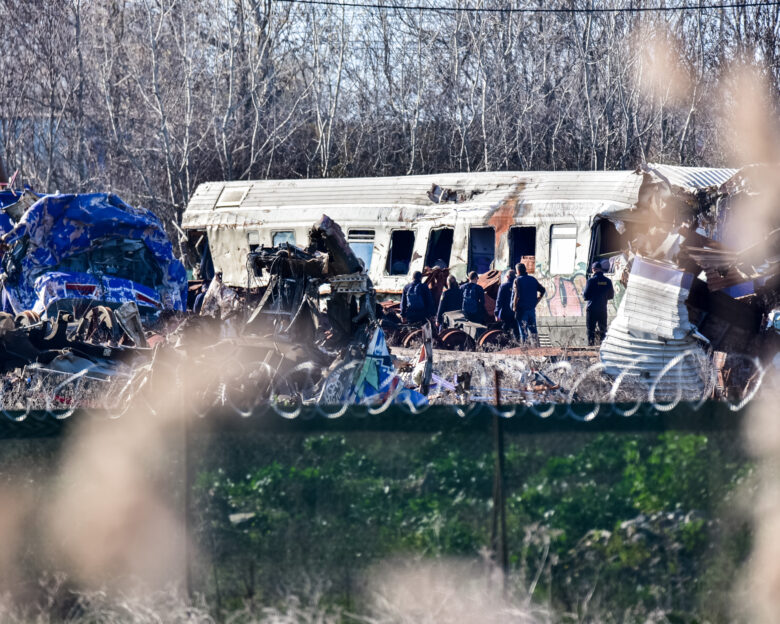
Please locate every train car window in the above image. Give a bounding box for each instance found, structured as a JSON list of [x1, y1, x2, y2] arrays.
[[247, 231, 260, 252], [468, 227, 495, 274], [348, 229, 375, 271], [386, 230, 415, 275], [425, 228, 454, 269], [272, 231, 295, 247], [509, 226, 536, 273], [589, 219, 630, 271], [549, 224, 578, 275], [216, 186, 250, 207]]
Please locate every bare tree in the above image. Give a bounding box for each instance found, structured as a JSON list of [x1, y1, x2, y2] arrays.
[[0, 0, 777, 223]]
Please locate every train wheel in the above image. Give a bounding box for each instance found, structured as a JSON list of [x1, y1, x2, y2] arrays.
[[402, 328, 424, 349], [477, 329, 512, 350], [439, 329, 476, 351]]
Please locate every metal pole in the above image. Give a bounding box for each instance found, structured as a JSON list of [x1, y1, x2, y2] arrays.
[[492, 369, 508, 591]]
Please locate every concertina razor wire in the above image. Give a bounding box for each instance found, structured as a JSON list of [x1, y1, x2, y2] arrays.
[[0, 346, 770, 424]]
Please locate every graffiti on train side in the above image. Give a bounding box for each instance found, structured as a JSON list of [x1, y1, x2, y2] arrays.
[[535, 262, 625, 317]]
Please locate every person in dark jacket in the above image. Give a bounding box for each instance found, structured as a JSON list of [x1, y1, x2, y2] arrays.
[[401, 271, 434, 323], [436, 274, 463, 328], [583, 261, 614, 345], [193, 281, 208, 315], [512, 263, 546, 344], [495, 269, 518, 338], [460, 271, 485, 323]]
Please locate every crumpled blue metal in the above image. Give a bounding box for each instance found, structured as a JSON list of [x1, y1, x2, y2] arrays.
[[1, 193, 186, 314], [29, 271, 165, 317]]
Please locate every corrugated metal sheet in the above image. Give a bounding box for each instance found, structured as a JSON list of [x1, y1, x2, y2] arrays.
[[600, 256, 707, 399], [620, 258, 694, 340], [644, 163, 737, 191]]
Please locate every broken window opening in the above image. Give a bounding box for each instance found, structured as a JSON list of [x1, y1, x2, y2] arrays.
[[425, 227, 454, 269], [348, 229, 375, 271], [427, 185, 480, 204], [272, 231, 295, 247], [248, 230, 260, 253], [549, 224, 578, 275], [386, 230, 415, 275], [509, 226, 536, 273], [216, 186, 250, 208], [468, 227, 495, 274], [58, 238, 163, 288], [588, 219, 630, 272]]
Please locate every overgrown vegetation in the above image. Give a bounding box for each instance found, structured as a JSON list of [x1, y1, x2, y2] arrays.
[[193, 430, 752, 622]]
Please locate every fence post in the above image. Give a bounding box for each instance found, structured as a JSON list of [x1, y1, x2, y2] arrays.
[[491, 369, 508, 592]]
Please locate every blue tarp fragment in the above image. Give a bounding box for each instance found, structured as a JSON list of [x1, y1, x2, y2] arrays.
[[0, 193, 186, 315], [347, 327, 427, 407]]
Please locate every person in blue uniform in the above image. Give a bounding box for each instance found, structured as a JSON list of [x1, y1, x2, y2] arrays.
[[494, 269, 517, 338], [583, 261, 614, 345], [401, 271, 434, 323], [460, 271, 485, 323], [512, 263, 546, 344], [436, 275, 463, 328]]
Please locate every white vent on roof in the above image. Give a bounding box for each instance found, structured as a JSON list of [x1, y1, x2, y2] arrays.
[[216, 186, 250, 207]]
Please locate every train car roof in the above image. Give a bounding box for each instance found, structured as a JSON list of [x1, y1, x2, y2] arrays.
[[182, 165, 738, 230]]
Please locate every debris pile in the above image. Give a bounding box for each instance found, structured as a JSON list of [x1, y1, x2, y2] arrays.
[[597, 164, 780, 400], [0, 191, 186, 409]]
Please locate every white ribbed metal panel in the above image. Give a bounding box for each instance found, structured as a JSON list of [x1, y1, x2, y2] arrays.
[[644, 163, 737, 191], [620, 258, 694, 340], [600, 256, 707, 400]]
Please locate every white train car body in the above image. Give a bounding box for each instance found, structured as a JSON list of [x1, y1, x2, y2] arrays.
[[182, 166, 735, 345]]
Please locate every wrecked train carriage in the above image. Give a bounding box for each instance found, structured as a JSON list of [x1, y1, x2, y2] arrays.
[[183, 165, 735, 346], [0, 193, 187, 318]]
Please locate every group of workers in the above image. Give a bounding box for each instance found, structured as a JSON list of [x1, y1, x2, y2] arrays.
[[193, 263, 614, 346], [401, 262, 614, 346]]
